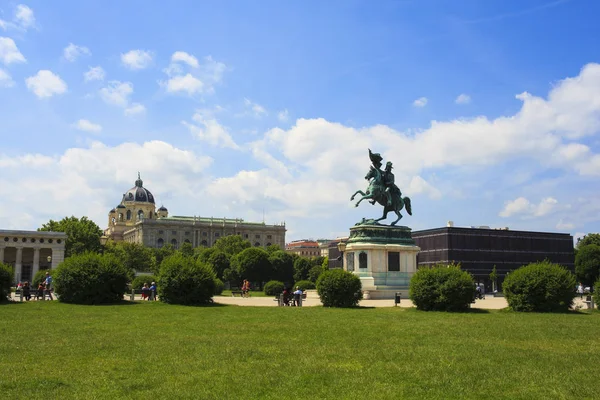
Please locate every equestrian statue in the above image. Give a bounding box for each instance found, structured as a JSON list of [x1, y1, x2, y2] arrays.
[[350, 149, 412, 226]]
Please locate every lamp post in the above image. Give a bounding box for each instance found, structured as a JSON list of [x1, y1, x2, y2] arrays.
[[47, 255, 52, 269]]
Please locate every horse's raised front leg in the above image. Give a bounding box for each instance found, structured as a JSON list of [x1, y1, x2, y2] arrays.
[[350, 190, 366, 201], [355, 193, 373, 207]]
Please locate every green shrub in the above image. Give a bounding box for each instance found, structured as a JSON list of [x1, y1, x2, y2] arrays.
[[316, 269, 362, 308], [294, 280, 316, 290], [158, 253, 216, 305], [503, 260, 576, 312], [0, 262, 13, 302], [214, 278, 225, 295], [32, 269, 49, 287], [54, 253, 132, 305], [264, 280, 284, 296], [594, 280, 600, 310], [131, 274, 157, 290], [409, 265, 476, 312]]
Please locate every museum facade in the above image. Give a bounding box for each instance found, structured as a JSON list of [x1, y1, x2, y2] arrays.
[[0, 229, 67, 284], [102, 174, 286, 249]]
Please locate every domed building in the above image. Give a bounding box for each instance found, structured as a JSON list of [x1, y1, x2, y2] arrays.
[[103, 173, 286, 249]]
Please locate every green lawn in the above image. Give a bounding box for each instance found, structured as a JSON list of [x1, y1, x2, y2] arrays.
[[220, 289, 271, 297], [0, 302, 598, 400]]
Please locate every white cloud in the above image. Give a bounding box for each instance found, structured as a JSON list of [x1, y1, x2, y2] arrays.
[[121, 50, 153, 70], [0, 36, 26, 64], [243, 98, 267, 118], [73, 119, 102, 133], [84, 66, 105, 82], [14, 5, 35, 29], [0, 68, 14, 87], [25, 70, 67, 98], [556, 219, 575, 230], [124, 103, 146, 116], [171, 51, 199, 68], [99, 81, 133, 107], [165, 73, 204, 94], [63, 43, 91, 62], [0, 141, 213, 230], [278, 109, 289, 122], [413, 97, 428, 107], [183, 111, 239, 149], [499, 197, 558, 218], [455, 93, 471, 104], [161, 53, 226, 96]]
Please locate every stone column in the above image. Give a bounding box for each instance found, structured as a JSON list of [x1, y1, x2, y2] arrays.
[[32, 248, 40, 280], [0, 246, 4, 264], [15, 247, 23, 284]]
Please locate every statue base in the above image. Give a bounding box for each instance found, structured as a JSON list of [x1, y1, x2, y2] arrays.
[[341, 224, 420, 300]]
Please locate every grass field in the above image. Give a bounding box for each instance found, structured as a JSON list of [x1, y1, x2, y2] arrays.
[[220, 289, 270, 297], [1, 302, 598, 400]]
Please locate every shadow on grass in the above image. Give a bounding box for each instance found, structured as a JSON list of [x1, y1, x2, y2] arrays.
[[496, 307, 594, 316]]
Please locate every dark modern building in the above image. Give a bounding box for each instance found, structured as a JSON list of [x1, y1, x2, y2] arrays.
[[412, 224, 575, 291]]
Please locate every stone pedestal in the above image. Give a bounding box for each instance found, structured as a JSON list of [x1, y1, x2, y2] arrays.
[[340, 224, 420, 299]]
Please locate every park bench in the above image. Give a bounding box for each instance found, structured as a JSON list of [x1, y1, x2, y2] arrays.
[[130, 289, 156, 301], [583, 295, 595, 310], [231, 291, 243, 297], [276, 292, 307, 306], [14, 288, 53, 301]]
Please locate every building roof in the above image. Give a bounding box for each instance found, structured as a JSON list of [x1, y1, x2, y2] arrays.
[[121, 173, 155, 204], [286, 240, 319, 248]]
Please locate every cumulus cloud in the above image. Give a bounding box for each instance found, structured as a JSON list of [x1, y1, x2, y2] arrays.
[[0, 37, 26, 64], [63, 43, 91, 62], [73, 119, 102, 133], [99, 80, 132, 107], [25, 70, 67, 98], [121, 49, 153, 70], [124, 103, 146, 116], [14, 5, 35, 29], [413, 97, 428, 107], [182, 110, 239, 149], [499, 197, 558, 218], [455, 93, 471, 104], [0, 68, 14, 87], [241, 98, 267, 118], [84, 66, 105, 82], [161, 52, 226, 96]]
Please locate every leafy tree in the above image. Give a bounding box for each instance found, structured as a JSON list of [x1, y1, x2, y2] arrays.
[[223, 267, 241, 287], [489, 265, 498, 292], [0, 262, 13, 302], [195, 246, 218, 263], [266, 244, 282, 255], [231, 247, 272, 288], [309, 264, 327, 283], [293, 257, 313, 282], [153, 244, 175, 270], [575, 244, 600, 286], [104, 241, 155, 273], [38, 216, 103, 257], [269, 250, 294, 283], [213, 235, 251, 257], [179, 242, 194, 258], [576, 233, 600, 248], [208, 251, 230, 280], [310, 255, 326, 267]]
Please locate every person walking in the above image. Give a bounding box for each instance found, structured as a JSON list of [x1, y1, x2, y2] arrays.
[[45, 271, 54, 300]]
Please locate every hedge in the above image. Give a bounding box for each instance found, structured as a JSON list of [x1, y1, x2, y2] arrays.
[[316, 269, 362, 308], [158, 253, 216, 305], [409, 265, 476, 312]]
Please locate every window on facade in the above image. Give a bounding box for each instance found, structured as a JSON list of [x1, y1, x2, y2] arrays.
[[201, 240, 208, 246], [158, 230, 164, 234], [39, 238, 44, 243], [202, 232, 207, 237], [267, 235, 272, 239], [157, 238, 164, 248], [266, 243, 272, 247], [388, 252, 400, 272], [149, 212, 153, 219], [255, 234, 260, 239], [3, 237, 8, 242], [57, 239, 62, 244], [138, 210, 144, 220], [48, 239, 53, 244], [30, 238, 36, 243], [171, 239, 178, 249], [244, 234, 249, 238], [215, 233, 220, 237], [184, 239, 191, 243], [254, 242, 260, 247], [185, 231, 190, 236], [126, 210, 131, 220], [172, 231, 177, 235]]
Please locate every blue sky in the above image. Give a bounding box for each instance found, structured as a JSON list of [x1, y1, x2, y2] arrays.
[[1, 0, 600, 243]]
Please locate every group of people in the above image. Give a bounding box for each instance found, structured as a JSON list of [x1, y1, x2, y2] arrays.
[[241, 279, 251, 297], [16, 271, 53, 301], [141, 282, 157, 301], [281, 286, 304, 307]]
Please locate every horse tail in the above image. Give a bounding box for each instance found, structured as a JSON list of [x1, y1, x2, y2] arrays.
[[403, 197, 412, 215]]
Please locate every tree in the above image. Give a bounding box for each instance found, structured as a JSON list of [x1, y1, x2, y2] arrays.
[[213, 235, 251, 257], [266, 244, 282, 255], [269, 250, 294, 283], [575, 244, 600, 286], [489, 265, 498, 292], [104, 241, 155, 273], [576, 233, 600, 248], [293, 257, 313, 282], [153, 244, 175, 272], [179, 242, 194, 258], [195, 246, 218, 263], [208, 251, 230, 280], [38, 216, 103, 257], [231, 247, 272, 288], [310, 255, 326, 267]]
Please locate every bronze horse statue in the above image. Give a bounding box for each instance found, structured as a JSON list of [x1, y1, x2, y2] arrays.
[[350, 166, 412, 226]]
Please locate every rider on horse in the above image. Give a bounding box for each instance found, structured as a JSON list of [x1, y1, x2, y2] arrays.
[[383, 161, 401, 207]]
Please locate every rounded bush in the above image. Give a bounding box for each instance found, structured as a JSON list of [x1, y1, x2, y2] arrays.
[[54, 253, 132, 305], [264, 280, 284, 296], [316, 269, 362, 308], [158, 253, 216, 305], [503, 261, 576, 312], [0, 262, 13, 302], [214, 278, 225, 295], [294, 280, 316, 290], [131, 274, 157, 290], [409, 265, 476, 312]]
